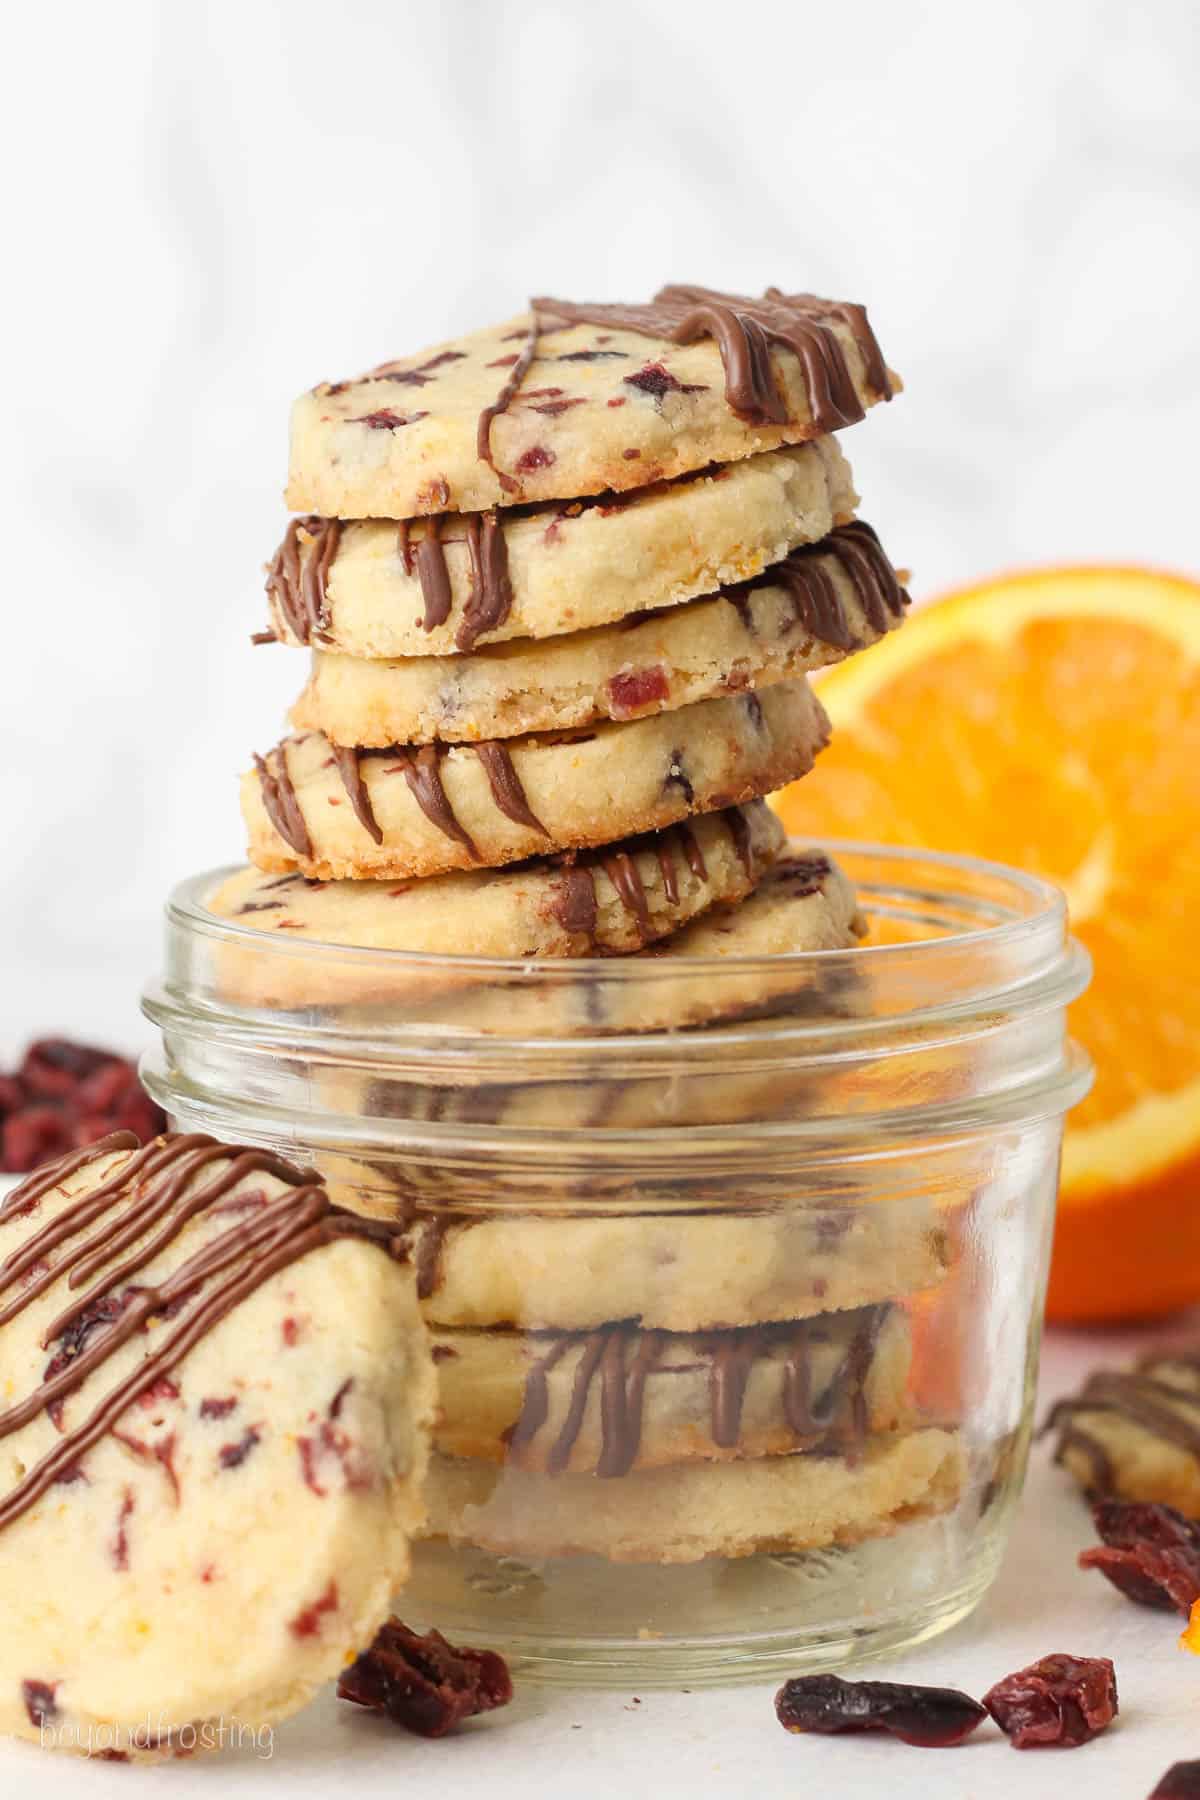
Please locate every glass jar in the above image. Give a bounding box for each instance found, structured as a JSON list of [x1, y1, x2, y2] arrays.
[[142, 842, 1091, 1686]]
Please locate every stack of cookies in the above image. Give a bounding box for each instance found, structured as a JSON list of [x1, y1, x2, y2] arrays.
[[207, 285, 961, 1565]]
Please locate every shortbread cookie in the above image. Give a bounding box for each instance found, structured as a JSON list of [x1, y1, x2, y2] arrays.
[[423, 1429, 963, 1564], [291, 521, 909, 745], [0, 1133, 435, 1761], [1049, 1351, 1200, 1515], [400, 1196, 950, 1334], [263, 440, 857, 656], [432, 1304, 908, 1476], [406, 849, 866, 1039], [286, 285, 897, 518], [205, 803, 784, 1012], [242, 681, 830, 881]]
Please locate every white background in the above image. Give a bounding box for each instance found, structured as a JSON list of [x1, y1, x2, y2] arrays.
[[1, 0, 1198, 1059]]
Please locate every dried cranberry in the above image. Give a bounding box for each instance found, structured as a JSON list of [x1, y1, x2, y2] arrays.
[[2, 1106, 70, 1173], [624, 362, 706, 400], [351, 409, 427, 430], [218, 1426, 261, 1469], [0, 1074, 26, 1116], [608, 666, 670, 718], [43, 1291, 134, 1417], [1079, 1501, 1200, 1615], [288, 1581, 339, 1640], [0, 1037, 166, 1172], [983, 1653, 1117, 1748], [1150, 1762, 1200, 1797], [22, 1680, 58, 1727], [21, 1039, 112, 1097], [338, 1617, 513, 1738], [774, 1674, 986, 1747], [514, 445, 554, 473]]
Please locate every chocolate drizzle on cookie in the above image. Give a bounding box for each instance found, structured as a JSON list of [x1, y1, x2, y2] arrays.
[[264, 517, 342, 645], [254, 746, 313, 860], [471, 742, 548, 837], [0, 1135, 405, 1530], [533, 284, 890, 431], [477, 317, 540, 492], [724, 520, 909, 653], [389, 746, 481, 862], [412, 516, 453, 631], [323, 739, 546, 854], [546, 809, 755, 949], [457, 513, 514, 650], [330, 746, 384, 844], [501, 1304, 888, 1480], [1048, 1356, 1200, 1499], [395, 511, 514, 648]]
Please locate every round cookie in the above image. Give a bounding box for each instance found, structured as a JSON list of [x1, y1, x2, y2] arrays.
[[1049, 1351, 1200, 1515], [0, 1134, 435, 1762], [400, 1195, 952, 1334], [242, 680, 831, 882], [290, 520, 909, 745], [422, 1428, 963, 1565], [431, 1304, 909, 1476], [263, 439, 856, 656], [286, 285, 897, 519], [403, 849, 867, 1040], [204, 801, 785, 1011]]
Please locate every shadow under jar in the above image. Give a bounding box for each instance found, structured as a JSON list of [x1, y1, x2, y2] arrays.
[[142, 842, 1091, 1686]]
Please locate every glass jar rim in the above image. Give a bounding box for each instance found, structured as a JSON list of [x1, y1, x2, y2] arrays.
[[170, 839, 1066, 972], [146, 840, 1093, 1162]]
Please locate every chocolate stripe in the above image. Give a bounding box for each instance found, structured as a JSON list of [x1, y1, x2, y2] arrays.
[[472, 742, 548, 836], [722, 519, 909, 654], [254, 747, 313, 860], [551, 866, 598, 943], [457, 513, 514, 650], [414, 515, 453, 631], [331, 746, 383, 844], [393, 745, 479, 861], [503, 1306, 886, 1480], [656, 835, 680, 905], [600, 850, 651, 939], [477, 319, 540, 491], [265, 517, 340, 644]]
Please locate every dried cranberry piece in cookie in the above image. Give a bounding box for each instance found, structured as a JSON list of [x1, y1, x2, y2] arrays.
[[983, 1653, 1117, 1748], [1150, 1762, 1200, 1797], [338, 1617, 512, 1738], [608, 666, 670, 719], [774, 1674, 986, 1747], [1079, 1501, 1200, 1615]]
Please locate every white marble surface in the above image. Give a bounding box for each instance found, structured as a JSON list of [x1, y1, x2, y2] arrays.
[[2, 0, 1198, 1056]]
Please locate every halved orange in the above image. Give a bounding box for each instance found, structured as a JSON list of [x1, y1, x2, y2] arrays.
[[774, 565, 1200, 1323]]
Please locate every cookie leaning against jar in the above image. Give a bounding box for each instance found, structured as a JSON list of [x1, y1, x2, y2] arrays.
[[0, 1134, 435, 1761], [288, 520, 908, 744], [285, 285, 897, 519]]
